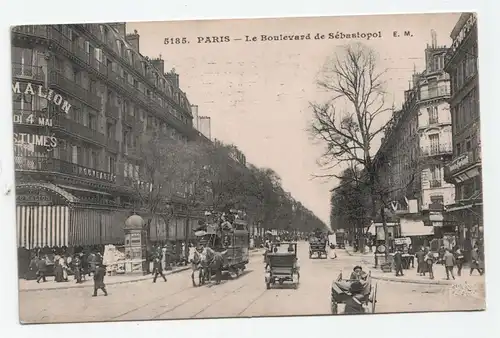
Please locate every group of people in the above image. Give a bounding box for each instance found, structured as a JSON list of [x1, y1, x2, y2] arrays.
[[27, 250, 105, 284], [407, 245, 484, 280]]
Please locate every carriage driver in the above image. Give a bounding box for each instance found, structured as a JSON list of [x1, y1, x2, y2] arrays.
[[344, 281, 365, 314]]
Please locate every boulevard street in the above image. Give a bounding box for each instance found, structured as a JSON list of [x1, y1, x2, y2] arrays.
[[19, 243, 483, 323]]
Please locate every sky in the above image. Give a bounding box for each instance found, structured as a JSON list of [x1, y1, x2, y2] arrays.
[[127, 13, 461, 226]]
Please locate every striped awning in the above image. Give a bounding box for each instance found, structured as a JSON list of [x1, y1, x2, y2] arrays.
[[17, 205, 69, 249]]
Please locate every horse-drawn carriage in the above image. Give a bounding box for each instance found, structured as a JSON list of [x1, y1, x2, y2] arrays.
[[264, 242, 300, 289], [330, 270, 378, 314], [191, 210, 250, 286]]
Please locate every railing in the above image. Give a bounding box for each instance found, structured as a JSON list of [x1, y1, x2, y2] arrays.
[[11, 63, 45, 82], [52, 115, 106, 145], [14, 156, 117, 184], [49, 71, 102, 109], [428, 117, 439, 125], [105, 102, 119, 120], [421, 143, 453, 156], [429, 179, 442, 188], [420, 86, 451, 100]]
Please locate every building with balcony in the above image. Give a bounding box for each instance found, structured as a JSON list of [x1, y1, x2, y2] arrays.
[[12, 23, 200, 250], [443, 13, 482, 254], [372, 33, 454, 243]]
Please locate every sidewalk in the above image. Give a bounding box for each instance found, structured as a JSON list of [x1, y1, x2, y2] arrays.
[[19, 248, 264, 292], [345, 247, 485, 286], [19, 265, 191, 292]]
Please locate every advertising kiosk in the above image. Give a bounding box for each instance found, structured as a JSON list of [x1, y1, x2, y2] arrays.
[[124, 214, 147, 274]]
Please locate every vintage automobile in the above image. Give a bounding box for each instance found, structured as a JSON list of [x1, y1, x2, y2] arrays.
[[330, 270, 378, 314], [309, 236, 327, 259], [265, 242, 300, 289]]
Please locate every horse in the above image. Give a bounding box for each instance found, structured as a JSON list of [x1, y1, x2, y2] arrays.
[[199, 247, 226, 285]]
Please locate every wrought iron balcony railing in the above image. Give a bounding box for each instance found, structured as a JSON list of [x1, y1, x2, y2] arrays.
[[429, 179, 442, 188], [49, 71, 102, 110], [421, 143, 453, 156], [15, 156, 117, 184]]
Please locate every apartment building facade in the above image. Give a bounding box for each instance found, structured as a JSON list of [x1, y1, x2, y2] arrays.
[[12, 23, 199, 250], [443, 13, 482, 252], [373, 36, 454, 241]]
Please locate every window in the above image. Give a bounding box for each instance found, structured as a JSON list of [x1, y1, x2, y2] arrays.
[[12, 47, 34, 77], [72, 145, 78, 164], [427, 106, 438, 124], [430, 195, 444, 205], [89, 114, 97, 130], [108, 156, 116, 174], [429, 134, 440, 154], [430, 164, 442, 187], [106, 123, 114, 139], [428, 79, 438, 98]]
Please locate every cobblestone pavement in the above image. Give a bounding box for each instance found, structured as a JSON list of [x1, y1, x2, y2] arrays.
[[19, 243, 485, 324]]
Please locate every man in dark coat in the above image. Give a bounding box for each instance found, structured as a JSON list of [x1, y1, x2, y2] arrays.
[[344, 281, 365, 315], [36, 256, 47, 283], [393, 249, 404, 276], [92, 263, 108, 297], [152, 256, 167, 283], [415, 247, 426, 276]]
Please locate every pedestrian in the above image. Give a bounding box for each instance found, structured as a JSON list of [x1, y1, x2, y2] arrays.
[[393, 249, 404, 277], [470, 246, 484, 276], [425, 250, 434, 280], [454, 247, 464, 276], [443, 248, 455, 280], [407, 244, 415, 268], [36, 255, 47, 283], [73, 255, 83, 284], [415, 247, 425, 276], [152, 256, 167, 283], [92, 263, 108, 297]]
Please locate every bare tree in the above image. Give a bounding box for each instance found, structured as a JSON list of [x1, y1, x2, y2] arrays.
[[124, 128, 199, 269], [310, 43, 417, 255]]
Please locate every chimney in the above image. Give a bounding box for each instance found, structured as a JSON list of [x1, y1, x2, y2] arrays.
[[151, 56, 165, 74], [108, 22, 126, 37], [191, 105, 199, 130], [199, 116, 211, 140], [166, 68, 179, 88], [431, 29, 437, 48], [126, 30, 140, 52]]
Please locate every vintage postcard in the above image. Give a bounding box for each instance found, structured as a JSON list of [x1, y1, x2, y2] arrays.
[[11, 12, 484, 324]]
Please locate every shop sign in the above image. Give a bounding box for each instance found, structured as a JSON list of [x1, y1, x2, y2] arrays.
[[13, 111, 53, 127], [394, 237, 411, 246], [14, 132, 58, 148], [16, 192, 52, 204], [448, 153, 470, 173], [77, 166, 116, 182], [12, 81, 72, 114]]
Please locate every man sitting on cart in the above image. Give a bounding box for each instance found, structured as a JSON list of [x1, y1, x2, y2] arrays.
[[350, 266, 368, 280], [344, 281, 366, 315]]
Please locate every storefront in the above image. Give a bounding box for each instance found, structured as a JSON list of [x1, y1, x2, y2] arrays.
[[445, 201, 483, 259]]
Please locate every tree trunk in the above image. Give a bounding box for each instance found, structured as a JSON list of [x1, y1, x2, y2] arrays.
[[380, 207, 389, 260], [144, 219, 152, 274]]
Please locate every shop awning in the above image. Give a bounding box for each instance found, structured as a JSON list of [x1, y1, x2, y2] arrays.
[[400, 218, 434, 236], [446, 202, 483, 213]]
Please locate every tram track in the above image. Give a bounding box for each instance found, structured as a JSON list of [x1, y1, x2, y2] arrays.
[[110, 271, 197, 320]]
